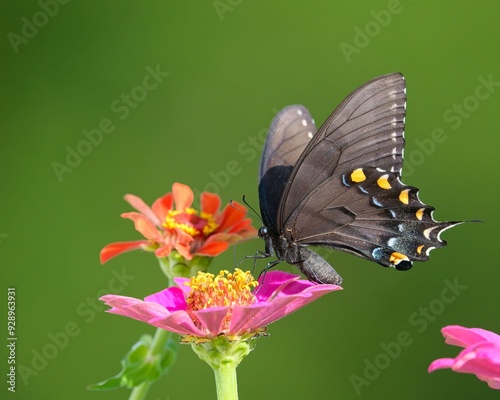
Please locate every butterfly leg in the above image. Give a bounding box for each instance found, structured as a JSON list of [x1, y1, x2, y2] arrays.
[[257, 258, 283, 285], [236, 249, 273, 278]]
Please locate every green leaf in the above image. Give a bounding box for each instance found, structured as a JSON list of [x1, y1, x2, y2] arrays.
[[88, 333, 178, 391]]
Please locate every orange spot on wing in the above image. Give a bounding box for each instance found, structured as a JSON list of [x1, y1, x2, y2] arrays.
[[377, 175, 391, 189], [399, 189, 410, 204], [351, 168, 366, 183], [389, 251, 409, 265]]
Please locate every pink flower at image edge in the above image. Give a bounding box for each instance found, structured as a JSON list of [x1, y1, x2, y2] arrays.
[[429, 325, 500, 389], [99, 271, 342, 339]]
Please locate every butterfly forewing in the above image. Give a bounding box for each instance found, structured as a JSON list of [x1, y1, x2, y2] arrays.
[[279, 73, 407, 229], [258, 105, 317, 230]]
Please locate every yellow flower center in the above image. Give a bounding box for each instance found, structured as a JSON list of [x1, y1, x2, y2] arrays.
[[185, 269, 258, 332], [163, 207, 218, 237]]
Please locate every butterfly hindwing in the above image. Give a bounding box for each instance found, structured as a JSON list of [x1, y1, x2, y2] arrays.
[[291, 166, 461, 269], [258, 105, 316, 230]]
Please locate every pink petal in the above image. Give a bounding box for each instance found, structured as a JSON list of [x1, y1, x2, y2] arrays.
[[100, 240, 149, 264], [147, 311, 206, 336], [100, 294, 204, 336], [145, 287, 187, 312], [442, 325, 494, 348], [429, 327, 500, 390], [478, 375, 500, 389], [194, 307, 230, 336], [450, 342, 500, 377], [428, 358, 455, 372], [173, 277, 191, 295], [124, 194, 161, 226], [229, 282, 341, 334], [253, 284, 341, 327], [469, 328, 500, 346], [101, 295, 171, 321], [229, 302, 275, 334], [172, 183, 194, 210], [255, 271, 306, 301], [121, 212, 163, 242]]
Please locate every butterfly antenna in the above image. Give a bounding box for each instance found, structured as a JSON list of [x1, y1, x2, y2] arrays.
[[229, 196, 263, 224]]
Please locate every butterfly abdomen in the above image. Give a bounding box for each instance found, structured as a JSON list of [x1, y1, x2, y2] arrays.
[[296, 247, 343, 285]]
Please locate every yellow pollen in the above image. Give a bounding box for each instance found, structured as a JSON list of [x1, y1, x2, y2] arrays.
[[377, 174, 391, 190], [399, 189, 410, 204], [389, 251, 409, 264], [185, 269, 258, 333], [186, 269, 258, 311], [416, 208, 425, 221], [163, 208, 218, 237], [351, 168, 366, 183], [200, 212, 218, 235], [417, 245, 424, 254]]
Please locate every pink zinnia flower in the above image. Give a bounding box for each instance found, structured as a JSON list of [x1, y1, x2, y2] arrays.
[[100, 270, 342, 341], [100, 183, 256, 263], [428, 325, 500, 389]]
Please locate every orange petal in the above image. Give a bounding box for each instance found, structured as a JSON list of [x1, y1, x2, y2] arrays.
[[217, 201, 247, 232], [201, 192, 221, 215], [100, 240, 149, 264], [227, 218, 258, 236], [152, 192, 173, 221], [121, 212, 163, 242], [175, 242, 194, 260], [155, 244, 173, 258], [172, 183, 194, 211], [196, 240, 229, 257], [175, 228, 195, 244], [124, 194, 160, 225]]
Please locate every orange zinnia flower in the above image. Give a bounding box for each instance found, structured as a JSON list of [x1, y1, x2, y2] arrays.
[[100, 183, 257, 264]]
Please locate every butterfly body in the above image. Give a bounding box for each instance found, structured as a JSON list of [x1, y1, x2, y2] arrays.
[[259, 224, 342, 284], [258, 73, 462, 285]]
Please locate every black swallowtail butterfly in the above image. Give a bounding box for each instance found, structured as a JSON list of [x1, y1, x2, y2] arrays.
[[258, 73, 463, 285]]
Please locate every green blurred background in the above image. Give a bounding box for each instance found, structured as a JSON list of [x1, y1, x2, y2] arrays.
[[1, 1, 499, 399]]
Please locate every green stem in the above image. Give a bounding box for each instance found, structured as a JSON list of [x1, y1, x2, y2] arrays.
[[128, 328, 172, 400], [128, 381, 150, 400], [157, 252, 212, 282], [213, 361, 238, 400], [190, 336, 256, 400]]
